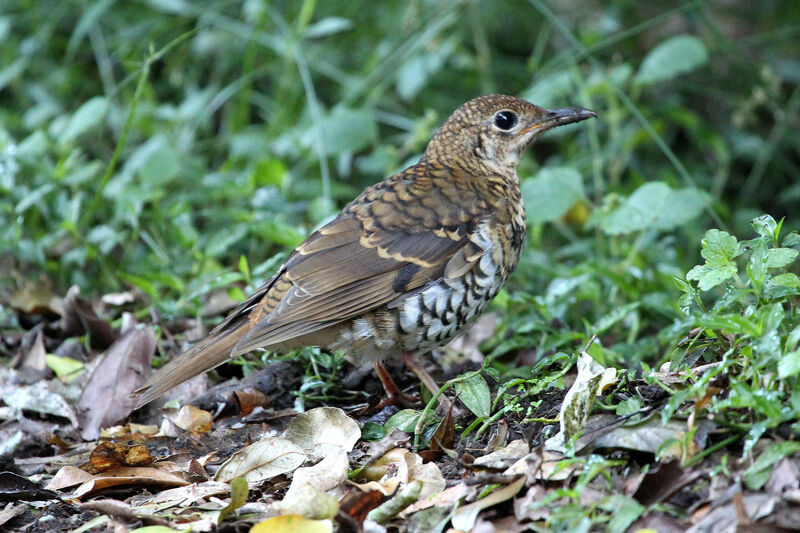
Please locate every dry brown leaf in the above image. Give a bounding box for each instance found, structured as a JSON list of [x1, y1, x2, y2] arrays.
[[89, 441, 153, 472], [19, 329, 46, 372], [339, 488, 388, 525], [76, 327, 156, 440], [71, 466, 189, 499], [168, 405, 213, 433], [60, 285, 116, 349], [46, 465, 93, 491]]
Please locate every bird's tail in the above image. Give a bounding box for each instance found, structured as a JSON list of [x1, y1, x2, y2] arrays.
[[133, 323, 249, 408]]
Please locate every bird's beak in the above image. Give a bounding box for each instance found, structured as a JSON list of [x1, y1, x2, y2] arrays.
[[520, 107, 597, 136]]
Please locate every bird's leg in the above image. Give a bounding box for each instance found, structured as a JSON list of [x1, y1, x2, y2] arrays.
[[402, 351, 452, 410], [371, 360, 420, 408]]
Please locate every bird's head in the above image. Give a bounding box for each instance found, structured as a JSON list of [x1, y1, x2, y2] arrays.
[[423, 94, 596, 177]]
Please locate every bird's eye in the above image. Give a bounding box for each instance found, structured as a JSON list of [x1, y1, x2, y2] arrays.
[[493, 111, 518, 130]]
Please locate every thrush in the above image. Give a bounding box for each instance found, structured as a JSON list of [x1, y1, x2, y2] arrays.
[[134, 94, 596, 408]]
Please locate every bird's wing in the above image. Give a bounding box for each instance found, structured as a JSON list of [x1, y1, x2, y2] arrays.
[[231, 173, 489, 353], [135, 169, 489, 406]]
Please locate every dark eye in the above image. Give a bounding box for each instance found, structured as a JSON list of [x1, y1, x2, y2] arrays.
[[493, 110, 518, 130]]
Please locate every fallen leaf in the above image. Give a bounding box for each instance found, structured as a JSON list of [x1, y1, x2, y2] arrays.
[[274, 484, 340, 520], [250, 515, 333, 533], [593, 417, 690, 460], [77, 327, 156, 440], [89, 441, 153, 472], [2, 383, 79, 427], [473, 439, 530, 470], [514, 485, 549, 521], [233, 388, 269, 416], [168, 405, 213, 433], [451, 477, 526, 531], [46, 466, 93, 490], [129, 480, 230, 512], [274, 448, 349, 519], [214, 436, 307, 484], [0, 471, 57, 501], [361, 448, 445, 502], [0, 502, 26, 528], [71, 467, 188, 499], [339, 488, 388, 525], [20, 329, 46, 372], [9, 277, 62, 317], [401, 481, 472, 515], [283, 406, 361, 460], [61, 285, 116, 349]]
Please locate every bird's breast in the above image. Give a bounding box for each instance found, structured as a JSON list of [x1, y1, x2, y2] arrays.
[[396, 217, 522, 352]]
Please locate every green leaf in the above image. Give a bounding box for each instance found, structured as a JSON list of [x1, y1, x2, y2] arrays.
[[746, 238, 768, 286], [304, 17, 353, 39], [600, 182, 708, 235], [615, 397, 641, 416], [360, 422, 385, 441], [522, 71, 574, 104], [522, 167, 586, 224], [770, 272, 800, 288], [238, 255, 250, 282], [767, 248, 799, 268], [605, 495, 645, 533], [139, 142, 179, 186], [686, 263, 736, 291], [778, 350, 800, 379], [700, 229, 740, 266], [305, 106, 377, 155], [635, 35, 709, 86], [593, 302, 640, 335], [205, 224, 248, 257], [252, 158, 287, 188], [384, 409, 422, 433], [44, 354, 84, 382], [751, 214, 778, 239], [219, 477, 249, 523], [522, 167, 585, 225], [782, 232, 800, 248], [744, 441, 800, 490], [60, 96, 108, 142], [454, 374, 491, 418]]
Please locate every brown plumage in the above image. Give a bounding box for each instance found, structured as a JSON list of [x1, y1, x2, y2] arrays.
[[134, 94, 596, 407]]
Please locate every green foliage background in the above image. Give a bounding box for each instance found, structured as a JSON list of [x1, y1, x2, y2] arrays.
[[1, 1, 799, 368]]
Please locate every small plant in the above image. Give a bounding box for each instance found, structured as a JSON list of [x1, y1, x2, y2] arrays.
[[669, 215, 800, 457]]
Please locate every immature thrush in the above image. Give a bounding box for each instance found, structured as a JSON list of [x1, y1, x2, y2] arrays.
[[134, 94, 596, 407]]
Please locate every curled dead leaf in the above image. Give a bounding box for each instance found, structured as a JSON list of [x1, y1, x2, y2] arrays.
[[168, 405, 213, 433], [89, 441, 153, 472]]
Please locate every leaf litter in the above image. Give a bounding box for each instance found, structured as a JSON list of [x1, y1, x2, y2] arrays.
[[3, 279, 800, 532]]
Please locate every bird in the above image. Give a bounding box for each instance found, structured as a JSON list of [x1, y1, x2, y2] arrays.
[[134, 94, 596, 408]]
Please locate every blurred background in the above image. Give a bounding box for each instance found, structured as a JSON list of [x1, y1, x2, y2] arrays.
[[1, 0, 799, 366]]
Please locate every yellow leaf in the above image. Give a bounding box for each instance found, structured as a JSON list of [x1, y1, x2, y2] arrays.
[[250, 515, 333, 533]]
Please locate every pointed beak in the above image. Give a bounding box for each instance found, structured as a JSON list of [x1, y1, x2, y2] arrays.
[[520, 107, 597, 135]]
